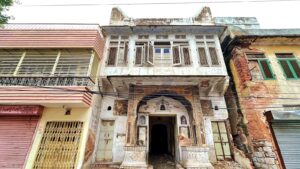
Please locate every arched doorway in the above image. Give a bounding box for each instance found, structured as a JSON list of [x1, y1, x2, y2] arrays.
[[137, 94, 193, 168]]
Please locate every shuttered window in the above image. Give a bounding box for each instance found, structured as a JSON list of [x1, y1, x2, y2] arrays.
[[247, 53, 275, 80], [276, 53, 300, 79], [182, 47, 191, 65], [0, 49, 23, 75], [148, 42, 154, 65], [135, 46, 143, 66], [172, 42, 190, 66], [18, 50, 58, 76], [107, 35, 129, 66], [212, 121, 231, 160], [209, 47, 219, 65], [172, 45, 181, 65], [198, 47, 208, 66], [107, 47, 117, 66], [55, 49, 91, 76], [196, 35, 220, 66], [33, 121, 83, 169]]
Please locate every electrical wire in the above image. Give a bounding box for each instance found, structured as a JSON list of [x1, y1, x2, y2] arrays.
[[16, 0, 300, 7]]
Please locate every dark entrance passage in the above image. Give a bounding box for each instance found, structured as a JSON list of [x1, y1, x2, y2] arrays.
[[149, 116, 176, 169], [151, 124, 168, 154]]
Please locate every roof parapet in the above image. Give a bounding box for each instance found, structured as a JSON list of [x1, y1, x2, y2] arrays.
[[109, 6, 215, 26]]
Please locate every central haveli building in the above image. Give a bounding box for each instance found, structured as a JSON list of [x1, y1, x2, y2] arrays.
[[93, 7, 231, 169]]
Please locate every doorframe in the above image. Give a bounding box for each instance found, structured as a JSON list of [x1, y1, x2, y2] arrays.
[[148, 115, 178, 161]]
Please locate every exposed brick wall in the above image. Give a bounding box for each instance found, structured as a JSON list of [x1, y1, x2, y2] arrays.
[[229, 46, 281, 169]]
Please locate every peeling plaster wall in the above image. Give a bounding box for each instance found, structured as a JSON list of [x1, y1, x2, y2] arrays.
[[96, 96, 128, 163], [229, 42, 300, 169]]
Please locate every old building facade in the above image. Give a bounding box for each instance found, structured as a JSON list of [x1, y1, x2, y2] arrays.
[[223, 28, 300, 169], [91, 7, 231, 169], [0, 24, 105, 169], [0, 6, 299, 169]]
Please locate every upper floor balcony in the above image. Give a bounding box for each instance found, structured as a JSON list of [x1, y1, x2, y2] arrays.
[[101, 26, 228, 77], [0, 48, 99, 107]]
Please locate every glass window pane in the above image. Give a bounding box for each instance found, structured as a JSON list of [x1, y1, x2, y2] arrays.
[[0, 49, 23, 75], [221, 133, 228, 142], [155, 48, 161, 53], [215, 143, 223, 156], [218, 122, 226, 132], [56, 49, 91, 76], [222, 142, 231, 156], [212, 122, 219, 133], [164, 48, 170, 54], [213, 133, 220, 142], [18, 49, 58, 76]]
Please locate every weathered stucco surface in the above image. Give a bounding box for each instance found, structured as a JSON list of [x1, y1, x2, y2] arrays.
[[228, 38, 300, 169]]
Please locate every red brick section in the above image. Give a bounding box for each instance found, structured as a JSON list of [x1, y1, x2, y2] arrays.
[[230, 47, 282, 168], [231, 48, 252, 89]]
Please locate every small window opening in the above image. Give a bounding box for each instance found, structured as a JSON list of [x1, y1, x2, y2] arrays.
[[107, 106, 112, 111]]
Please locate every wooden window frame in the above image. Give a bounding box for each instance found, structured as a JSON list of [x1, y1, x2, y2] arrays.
[[107, 35, 129, 67], [276, 53, 300, 79], [247, 53, 276, 80], [196, 35, 220, 67], [212, 121, 232, 160]]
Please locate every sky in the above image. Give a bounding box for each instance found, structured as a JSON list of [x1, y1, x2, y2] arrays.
[[6, 0, 300, 29]]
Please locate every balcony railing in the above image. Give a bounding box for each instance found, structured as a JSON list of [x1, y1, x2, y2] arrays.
[[0, 76, 95, 87]]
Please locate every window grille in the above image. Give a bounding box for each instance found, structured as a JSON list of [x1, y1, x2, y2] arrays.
[[18, 49, 58, 76], [0, 49, 23, 75], [33, 121, 83, 169], [55, 49, 91, 76], [0, 49, 94, 77]]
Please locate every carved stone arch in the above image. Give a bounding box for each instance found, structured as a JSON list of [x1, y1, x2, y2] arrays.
[[137, 90, 193, 120]]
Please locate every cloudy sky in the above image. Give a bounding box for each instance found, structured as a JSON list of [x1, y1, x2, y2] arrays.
[[7, 0, 300, 28]]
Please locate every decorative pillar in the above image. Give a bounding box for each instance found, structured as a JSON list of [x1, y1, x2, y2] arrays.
[[192, 87, 205, 146], [126, 85, 138, 145], [122, 85, 148, 169]]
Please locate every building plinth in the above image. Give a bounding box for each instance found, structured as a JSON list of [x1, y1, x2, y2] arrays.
[[181, 146, 213, 169], [120, 146, 148, 169]]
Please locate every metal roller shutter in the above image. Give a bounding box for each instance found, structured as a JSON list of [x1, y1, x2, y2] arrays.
[[272, 122, 300, 169], [0, 116, 39, 169]]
